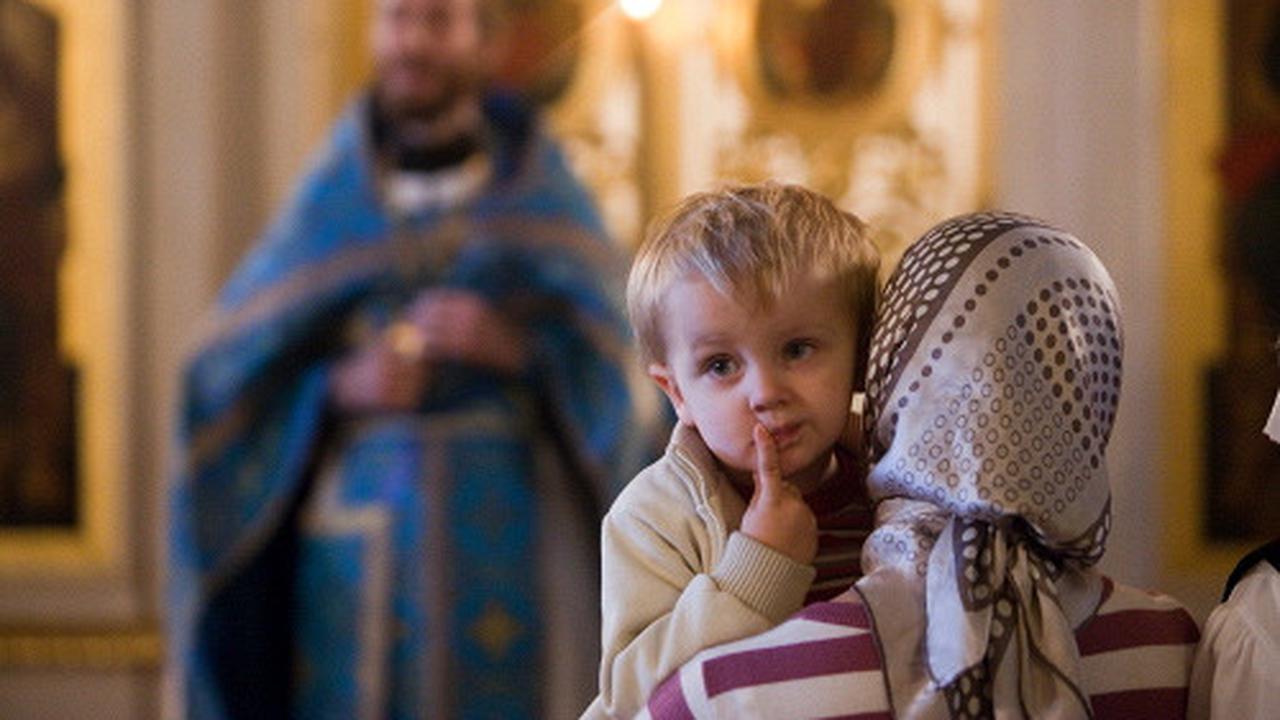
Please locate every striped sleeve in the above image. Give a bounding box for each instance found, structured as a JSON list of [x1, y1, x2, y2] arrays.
[[640, 598, 891, 719], [1078, 576, 1201, 720]]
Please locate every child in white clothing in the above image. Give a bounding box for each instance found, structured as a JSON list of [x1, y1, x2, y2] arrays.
[[584, 183, 880, 718]]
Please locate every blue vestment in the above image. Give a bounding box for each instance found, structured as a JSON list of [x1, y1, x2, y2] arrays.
[[168, 93, 657, 719]]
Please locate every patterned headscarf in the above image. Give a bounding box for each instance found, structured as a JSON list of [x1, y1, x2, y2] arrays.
[[854, 212, 1120, 719]]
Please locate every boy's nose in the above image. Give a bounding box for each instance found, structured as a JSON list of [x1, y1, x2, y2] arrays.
[[748, 366, 788, 413]]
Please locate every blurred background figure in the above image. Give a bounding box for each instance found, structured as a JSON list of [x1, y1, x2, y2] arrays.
[[1187, 336, 1280, 720], [166, 0, 659, 717]]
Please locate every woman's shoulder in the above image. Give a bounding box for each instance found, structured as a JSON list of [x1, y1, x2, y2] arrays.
[[1074, 575, 1201, 718], [1092, 575, 1198, 617], [1077, 575, 1201, 648]]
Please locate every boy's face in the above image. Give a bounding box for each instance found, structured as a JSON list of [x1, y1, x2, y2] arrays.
[[649, 273, 857, 492]]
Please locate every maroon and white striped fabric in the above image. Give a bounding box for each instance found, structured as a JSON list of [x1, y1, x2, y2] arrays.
[[805, 452, 874, 604], [641, 593, 888, 719], [1076, 579, 1200, 717], [640, 575, 1197, 719]]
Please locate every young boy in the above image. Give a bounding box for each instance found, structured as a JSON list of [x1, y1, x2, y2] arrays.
[[585, 183, 881, 718]]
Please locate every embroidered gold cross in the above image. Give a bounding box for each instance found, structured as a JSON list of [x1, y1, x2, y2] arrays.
[[470, 601, 522, 659]]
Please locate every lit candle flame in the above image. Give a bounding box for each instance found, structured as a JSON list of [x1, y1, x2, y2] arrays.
[[619, 0, 662, 21]]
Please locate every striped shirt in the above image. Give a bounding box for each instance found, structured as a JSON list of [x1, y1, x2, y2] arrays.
[[641, 575, 1199, 719], [803, 455, 873, 604]]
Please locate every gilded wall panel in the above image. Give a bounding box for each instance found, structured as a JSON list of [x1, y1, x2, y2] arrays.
[[323, 1, 990, 255]]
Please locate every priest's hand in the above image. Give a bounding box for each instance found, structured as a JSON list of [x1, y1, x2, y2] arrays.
[[405, 288, 529, 374]]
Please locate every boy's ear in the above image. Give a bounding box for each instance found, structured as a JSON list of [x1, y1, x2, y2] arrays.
[[648, 363, 693, 426]]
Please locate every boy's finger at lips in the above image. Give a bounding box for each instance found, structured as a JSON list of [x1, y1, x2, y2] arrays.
[[752, 427, 781, 482], [753, 424, 777, 454]]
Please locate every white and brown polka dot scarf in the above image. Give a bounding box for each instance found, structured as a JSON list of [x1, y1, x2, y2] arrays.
[[854, 212, 1119, 719]]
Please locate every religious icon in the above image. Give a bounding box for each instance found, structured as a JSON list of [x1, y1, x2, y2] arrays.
[[0, 0, 78, 527], [754, 0, 897, 104]]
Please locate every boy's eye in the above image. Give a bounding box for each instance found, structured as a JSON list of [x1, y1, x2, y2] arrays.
[[701, 355, 738, 377], [784, 339, 817, 361]]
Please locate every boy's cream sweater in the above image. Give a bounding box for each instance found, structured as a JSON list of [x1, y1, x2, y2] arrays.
[[583, 424, 817, 719]]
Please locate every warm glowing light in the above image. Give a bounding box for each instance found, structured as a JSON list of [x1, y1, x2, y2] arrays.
[[619, 0, 662, 21]]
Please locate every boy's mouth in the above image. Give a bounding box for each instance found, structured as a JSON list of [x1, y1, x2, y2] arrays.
[[767, 422, 803, 449]]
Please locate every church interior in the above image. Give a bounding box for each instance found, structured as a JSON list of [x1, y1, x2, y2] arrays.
[[0, 0, 1275, 716]]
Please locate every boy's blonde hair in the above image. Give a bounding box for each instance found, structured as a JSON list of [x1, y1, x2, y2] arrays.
[[628, 182, 880, 385]]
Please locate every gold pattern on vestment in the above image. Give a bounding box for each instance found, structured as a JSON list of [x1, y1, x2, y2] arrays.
[[470, 601, 523, 660]]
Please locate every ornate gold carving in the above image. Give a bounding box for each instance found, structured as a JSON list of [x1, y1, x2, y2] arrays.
[[703, 0, 988, 266], [541, 1, 646, 247]]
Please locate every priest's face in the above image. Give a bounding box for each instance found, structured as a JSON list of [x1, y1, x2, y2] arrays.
[[371, 0, 487, 130]]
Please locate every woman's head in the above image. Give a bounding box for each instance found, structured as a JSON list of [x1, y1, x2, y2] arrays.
[[865, 212, 1121, 559], [855, 212, 1127, 720]]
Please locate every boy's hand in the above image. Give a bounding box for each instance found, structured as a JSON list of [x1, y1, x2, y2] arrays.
[[739, 424, 818, 565]]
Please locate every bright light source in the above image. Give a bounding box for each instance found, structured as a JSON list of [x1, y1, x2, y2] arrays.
[[619, 0, 661, 21]]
